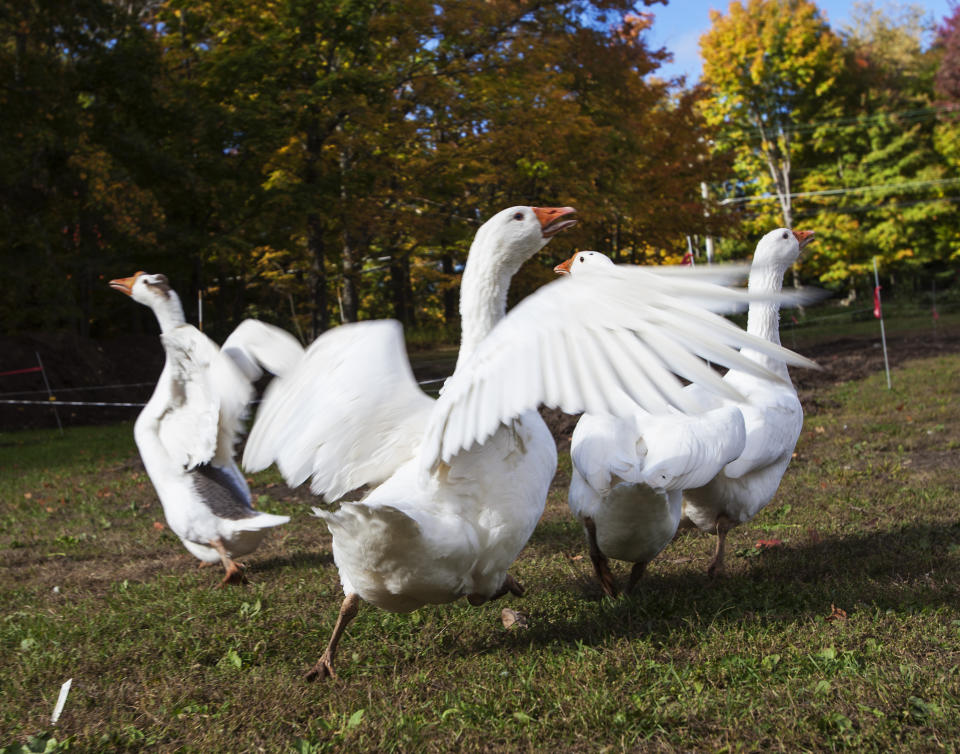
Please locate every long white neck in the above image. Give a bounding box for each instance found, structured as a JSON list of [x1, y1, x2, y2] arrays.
[[150, 291, 187, 334], [742, 261, 790, 381], [455, 242, 522, 370]]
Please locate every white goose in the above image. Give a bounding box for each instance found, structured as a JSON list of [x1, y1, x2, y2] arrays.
[[680, 227, 814, 575], [110, 271, 302, 586], [554, 251, 746, 596], [244, 206, 817, 680]]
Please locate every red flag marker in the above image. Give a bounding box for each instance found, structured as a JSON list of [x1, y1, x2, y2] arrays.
[[872, 257, 891, 389]]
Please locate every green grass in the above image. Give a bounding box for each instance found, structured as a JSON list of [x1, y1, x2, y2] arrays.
[[1, 353, 959, 752], [731, 301, 959, 351]]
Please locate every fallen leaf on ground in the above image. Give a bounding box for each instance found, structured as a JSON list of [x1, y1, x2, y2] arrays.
[[826, 604, 848, 621], [152, 521, 165, 531], [755, 539, 782, 550], [501, 608, 529, 630]]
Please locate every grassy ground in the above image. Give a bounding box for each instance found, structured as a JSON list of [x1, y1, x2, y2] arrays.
[[1, 350, 958, 752]]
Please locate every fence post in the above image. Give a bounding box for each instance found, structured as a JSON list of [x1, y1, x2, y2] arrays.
[[872, 258, 892, 390], [35, 351, 63, 434]]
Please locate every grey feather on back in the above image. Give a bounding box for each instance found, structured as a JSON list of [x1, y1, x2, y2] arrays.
[[190, 464, 254, 519]]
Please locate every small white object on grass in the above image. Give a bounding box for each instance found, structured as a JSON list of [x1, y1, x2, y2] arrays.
[[50, 678, 72, 725]]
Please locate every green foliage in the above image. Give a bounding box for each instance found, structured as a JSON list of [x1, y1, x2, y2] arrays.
[[3, 0, 959, 336], [0, 0, 730, 340], [701, 0, 959, 295], [700, 0, 844, 233]]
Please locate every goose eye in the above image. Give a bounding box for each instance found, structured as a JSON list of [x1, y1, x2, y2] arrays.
[[782, 231, 789, 239], [513, 212, 524, 221], [579, 256, 585, 263]]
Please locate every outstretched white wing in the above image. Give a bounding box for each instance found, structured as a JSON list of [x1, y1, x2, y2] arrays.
[[422, 263, 818, 469], [158, 326, 253, 470], [243, 320, 435, 500], [220, 319, 304, 382]]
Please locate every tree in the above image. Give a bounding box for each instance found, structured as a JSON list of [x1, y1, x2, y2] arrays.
[[798, 1, 955, 288], [699, 0, 844, 232], [0, 0, 170, 335], [935, 1, 960, 100]]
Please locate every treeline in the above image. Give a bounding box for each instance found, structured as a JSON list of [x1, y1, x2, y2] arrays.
[[700, 0, 960, 306], [1, 0, 957, 341]]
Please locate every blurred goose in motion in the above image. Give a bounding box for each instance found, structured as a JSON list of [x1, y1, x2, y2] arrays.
[[554, 251, 746, 596], [680, 228, 815, 575], [244, 206, 817, 680], [110, 271, 302, 586]]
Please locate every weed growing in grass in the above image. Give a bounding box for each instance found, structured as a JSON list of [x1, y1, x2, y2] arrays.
[[1, 352, 959, 750]]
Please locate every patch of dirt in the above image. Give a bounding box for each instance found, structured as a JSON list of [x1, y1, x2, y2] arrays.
[[792, 329, 960, 408]]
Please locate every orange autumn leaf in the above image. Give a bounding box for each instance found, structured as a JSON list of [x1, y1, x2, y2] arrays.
[[826, 604, 848, 621]]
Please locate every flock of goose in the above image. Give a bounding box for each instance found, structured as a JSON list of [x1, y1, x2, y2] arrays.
[[109, 206, 818, 680]]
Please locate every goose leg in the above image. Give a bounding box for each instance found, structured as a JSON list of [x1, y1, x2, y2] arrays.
[[466, 573, 525, 606], [210, 539, 247, 587], [625, 561, 647, 594], [305, 592, 361, 682], [584, 517, 618, 598], [707, 514, 733, 578]]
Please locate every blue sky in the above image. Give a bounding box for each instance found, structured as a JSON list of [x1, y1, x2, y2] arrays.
[[645, 0, 955, 82]]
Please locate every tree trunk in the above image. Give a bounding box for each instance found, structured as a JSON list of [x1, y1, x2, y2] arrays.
[[441, 250, 459, 325], [390, 250, 414, 327], [340, 234, 360, 323], [612, 216, 621, 262], [338, 146, 360, 323], [308, 213, 328, 338]]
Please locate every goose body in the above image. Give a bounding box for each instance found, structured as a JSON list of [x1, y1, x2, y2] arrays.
[[245, 207, 817, 678], [680, 228, 814, 574], [322, 407, 555, 613], [110, 272, 301, 585], [555, 251, 746, 594]]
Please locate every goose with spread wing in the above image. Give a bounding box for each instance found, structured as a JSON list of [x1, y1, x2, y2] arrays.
[[680, 228, 815, 575], [553, 251, 746, 597], [110, 271, 302, 586], [244, 206, 817, 680]]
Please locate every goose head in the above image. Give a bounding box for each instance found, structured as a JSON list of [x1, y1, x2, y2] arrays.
[[109, 271, 185, 331], [753, 228, 815, 269], [553, 250, 613, 275], [470, 206, 577, 276], [456, 205, 576, 365]]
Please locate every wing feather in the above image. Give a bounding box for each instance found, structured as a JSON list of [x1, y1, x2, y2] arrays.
[[158, 327, 252, 470], [243, 320, 434, 500], [422, 263, 818, 469], [220, 319, 304, 381]]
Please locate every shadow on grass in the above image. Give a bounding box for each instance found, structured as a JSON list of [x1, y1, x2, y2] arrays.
[[254, 549, 335, 573], [446, 520, 960, 656]]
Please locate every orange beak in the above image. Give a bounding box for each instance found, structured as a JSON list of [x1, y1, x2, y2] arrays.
[[792, 229, 815, 249], [108, 272, 144, 296], [532, 206, 577, 238], [553, 252, 578, 275]]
